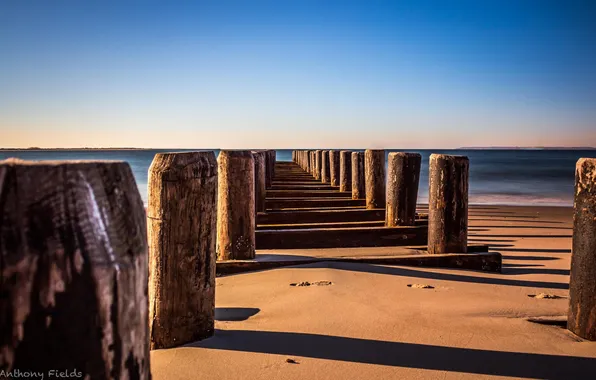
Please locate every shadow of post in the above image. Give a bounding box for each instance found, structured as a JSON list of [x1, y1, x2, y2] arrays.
[[189, 329, 596, 379]]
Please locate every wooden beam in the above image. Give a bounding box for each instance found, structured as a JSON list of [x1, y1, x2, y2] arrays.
[[216, 251, 501, 276], [266, 198, 366, 209], [258, 208, 386, 224], [256, 225, 428, 249]]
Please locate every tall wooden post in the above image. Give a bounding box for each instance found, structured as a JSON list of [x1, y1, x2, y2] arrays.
[[148, 152, 217, 349], [314, 150, 322, 180], [305, 150, 311, 173], [568, 158, 596, 341], [339, 150, 352, 192], [0, 159, 150, 378], [351, 151, 365, 199], [292, 150, 296, 162], [265, 150, 276, 188], [321, 150, 330, 183], [310, 151, 316, 176], [365, 149, 385, 209], [386, 152, 421, 226], [428, 154, 469, 254], [217, 151, 256, 260], [329, 150, 340, 187], [252, 151, 267, 214]]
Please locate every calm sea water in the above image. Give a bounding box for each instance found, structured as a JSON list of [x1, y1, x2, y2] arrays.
[[1, 149, 594, 206]]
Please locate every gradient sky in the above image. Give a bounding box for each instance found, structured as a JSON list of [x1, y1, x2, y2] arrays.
[[1, 0, 595, 148]]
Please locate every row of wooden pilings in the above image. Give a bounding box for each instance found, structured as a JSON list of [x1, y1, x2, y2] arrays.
[[1, 154, 595, 379], [293, 149, 469, 253]]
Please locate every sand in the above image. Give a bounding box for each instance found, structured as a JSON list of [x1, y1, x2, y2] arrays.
[[151, 205, 596, 379]]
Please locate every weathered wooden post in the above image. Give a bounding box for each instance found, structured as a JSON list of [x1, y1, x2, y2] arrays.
[[292, 150, 296, 162], [365, 149, 386, 209], [310, 151, 316, 176], [252, 151, 267, 214], [305, 150, 311, 173], [329, 150, 340, 187], [148, 152, 217, 349], [428, 154, 469, 254], [386, 152, 421, 226], [265, 150, 276, 188], [321, 150, 330, 183], [351, 151, 365, 199], [339, 150, 352, 192], [568, 158, 596, 341], [217, 151, 256, 260], [314, 150, 322, 180], [0, 159, 150, 377]]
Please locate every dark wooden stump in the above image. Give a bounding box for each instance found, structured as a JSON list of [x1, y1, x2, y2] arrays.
[[568, 158, 596, 341], [351, 151, 365, 199], [252, 151, 267, 213], [329, 150, 340, 187], [217, 151, 256, 260], [148, 152, 217, 349], [428, 154, 469, 254], [339, 150, 352, 192], [314, 150, 321, 180], [0, 159, 150, 378], [365, 149, 386, 209], [321, 150, 330, 183], [386, 152, 421, 226]]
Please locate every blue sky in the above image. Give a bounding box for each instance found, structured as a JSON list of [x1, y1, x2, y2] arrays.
[[1, 0, 594, 148]]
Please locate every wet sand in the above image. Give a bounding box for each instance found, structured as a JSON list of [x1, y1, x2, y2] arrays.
[[151, 205, 596, 379]]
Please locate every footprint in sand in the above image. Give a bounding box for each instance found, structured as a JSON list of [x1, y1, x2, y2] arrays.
[[528, 293, 566, 299], [290, 281, 333, 287], [407, 284, 435, 289]]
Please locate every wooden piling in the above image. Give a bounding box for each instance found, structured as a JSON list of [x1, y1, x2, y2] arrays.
[[0, 159, 150, 377], [148, 152, 217, 349], [386, 152, 421, 226], [321, 150, 330, 183], [252, 151, 267, 213], [217, 151, 256, 260], [314, 150, 322, 180], [351, 151, 365, 199], [339, 150, 352, 192], [265, 150, 276, 189], [568, 158, 596, 341], [365, 149, 386, 209], [428, 154, 469, 254], [329, 150, 340, 187], [310, 151, 316, 176]]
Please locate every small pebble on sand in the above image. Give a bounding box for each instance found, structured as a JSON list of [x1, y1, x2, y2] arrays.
[[286, 358, 299, 364]]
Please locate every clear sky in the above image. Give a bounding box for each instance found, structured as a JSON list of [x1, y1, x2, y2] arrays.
[[1, 0, 595, 148]]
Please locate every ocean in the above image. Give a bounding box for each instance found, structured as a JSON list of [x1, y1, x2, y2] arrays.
[[1, 149, 594, 206]]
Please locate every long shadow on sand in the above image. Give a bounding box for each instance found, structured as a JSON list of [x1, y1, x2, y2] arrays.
[[215, 308, 260, 321], [502, 267, 570, 276], [470, 234, 572, 238], [502, 255, 560, 261], [316, 262, 569, 290], [497, 248, 571, 253], [190, 329, 596, 379], [469, 225, 572, 230]]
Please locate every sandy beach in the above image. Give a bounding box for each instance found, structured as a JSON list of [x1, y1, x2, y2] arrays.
[[150, 204, 596, 379]]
